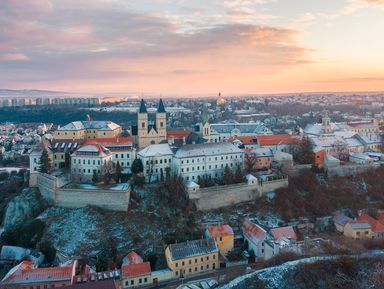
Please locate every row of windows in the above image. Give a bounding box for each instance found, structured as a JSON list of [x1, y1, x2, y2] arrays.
[[73, 159, 102, 165], [175, 255, 215, 267], [181, 161, 241, 173], [180, 154, 240, 164], [146, 158, 171, 165], [125, 277, 148, 286], [175, 263, 216, 275], [72, 168, 101, 174], [114, 153, 130, 159]]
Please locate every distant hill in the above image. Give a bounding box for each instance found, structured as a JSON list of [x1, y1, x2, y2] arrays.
[[0, 89, 69, 97]]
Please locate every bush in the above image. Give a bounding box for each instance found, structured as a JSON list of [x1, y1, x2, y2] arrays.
[[2, 219, 46, 248]]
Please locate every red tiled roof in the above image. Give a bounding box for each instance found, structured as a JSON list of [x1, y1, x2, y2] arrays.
[[207, 225, 234, 238], [73, 142, 111, 157], [167, 130, 193, 139], [121, 262, 151, 279], [125, 251, 143, 265], [227, 136, 258, 145], [376, 213, 384, 223], [358, 214, 384, 233], [256, 134, 296, 146], [270, 226, 297, 241], [93, 137, 133, 145], [2, 261, 75, 285], [242, 219, 267, 246]]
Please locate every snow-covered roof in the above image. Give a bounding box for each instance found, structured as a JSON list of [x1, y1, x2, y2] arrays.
[[58, 121, 120, 131], [174, 142, 243, 158], [186, 181, 200, 189], [349, 152, 373, 161], [311, 136, 347, 148], [138, 144, 173, 158]]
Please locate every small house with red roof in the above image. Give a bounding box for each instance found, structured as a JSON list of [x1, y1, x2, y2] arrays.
[[358, 214, 384, 239], [121, 252, 151, 288], [205, 224, 234, 255], [242, 219, 267, 258], [122, 251, 144, 266]]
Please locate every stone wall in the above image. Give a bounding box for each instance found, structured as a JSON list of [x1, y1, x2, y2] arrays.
[[56, 188, 129, 211], [190, 177, 288, 211], [37, 173, 130, 211]]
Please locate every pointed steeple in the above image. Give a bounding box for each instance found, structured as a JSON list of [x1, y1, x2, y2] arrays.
[[157, 98, 166, 113], [139, 99, 147, 113]]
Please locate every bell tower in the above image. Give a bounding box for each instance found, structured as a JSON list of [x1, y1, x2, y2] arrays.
[[156, 98, 167, 142], [138, 99, 148, 140]]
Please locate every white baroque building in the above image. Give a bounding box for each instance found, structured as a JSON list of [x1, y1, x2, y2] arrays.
[[138, 143, 174, 182], [71, 142, 113, 182], [173, 142, 244, 182]]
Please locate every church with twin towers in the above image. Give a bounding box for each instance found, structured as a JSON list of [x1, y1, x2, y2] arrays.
[[132, 99, 167, 148]]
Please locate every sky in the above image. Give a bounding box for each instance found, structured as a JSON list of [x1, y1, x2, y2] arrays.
[[0, 0, 383, 96]]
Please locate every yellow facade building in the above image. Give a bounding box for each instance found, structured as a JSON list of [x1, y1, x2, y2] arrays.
[[54, 121, 122, 140], [343, 221, 373, 239], [165, 238, 219, 278], [205, 225, 234, 255]]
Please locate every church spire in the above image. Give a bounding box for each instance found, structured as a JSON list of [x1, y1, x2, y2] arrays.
[[139, 99, 147, 113], [157, 98, 166, 113]]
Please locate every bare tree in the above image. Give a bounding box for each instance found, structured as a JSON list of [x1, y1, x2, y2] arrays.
[[244, 153, 257, 174]]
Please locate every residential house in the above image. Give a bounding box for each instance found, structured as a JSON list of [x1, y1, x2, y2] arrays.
[[205, 225, 234, 255], [344, 221, 373, 239], [242, 219, 267, 258], [121, 261, 151, 288], [333, 214, 353, 233], [358, 214, 384, 239], [165, 238, 219, 278]]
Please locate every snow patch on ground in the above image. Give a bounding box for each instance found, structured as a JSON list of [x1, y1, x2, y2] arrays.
[[39, 207, 100, 256]]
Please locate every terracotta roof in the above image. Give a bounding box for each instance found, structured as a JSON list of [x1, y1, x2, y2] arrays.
[[358, 214, 384, 233], [270, 226, 297, 241], [207, 225, 234, 238], [227, 136, 258, 145], [256, 134, 296, 146], [124, 251, 143, 265], [167, 130, 193, 139], [93, 137, 133, 144], [242, 219, 267, 246], [121, 262, 151, 279], [2, 260, 75, 285], [72, 142, 111, 157]]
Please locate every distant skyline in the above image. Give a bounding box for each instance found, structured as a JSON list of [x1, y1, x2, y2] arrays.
[[0, 0, 383, 95]]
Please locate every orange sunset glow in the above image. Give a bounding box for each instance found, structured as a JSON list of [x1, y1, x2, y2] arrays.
[[0, 0, 383, 95]]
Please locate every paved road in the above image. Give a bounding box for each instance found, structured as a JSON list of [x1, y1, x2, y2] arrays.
[[150, 264, 248, 289]]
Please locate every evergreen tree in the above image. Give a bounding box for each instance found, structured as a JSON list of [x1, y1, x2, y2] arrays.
[[297, 137, 314, 164], [64, 152, 71, 170], [223, 164, 234, 185], [234, 164, 245, 183], [115, 161, 122, 183], [92, 171, 99, 183], [131, 158, 143, 174], [39, 147, 52, 174]]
